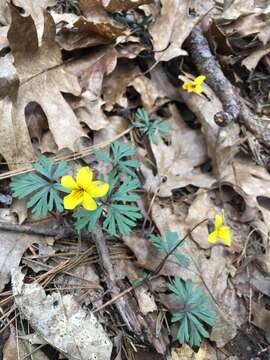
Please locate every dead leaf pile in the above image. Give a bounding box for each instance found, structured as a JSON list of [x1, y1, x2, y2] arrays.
[[1, 0, 270, 359]]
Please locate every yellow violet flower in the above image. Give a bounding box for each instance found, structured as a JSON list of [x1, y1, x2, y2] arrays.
[[182, 75, 206, 94], [208, 210, 232, 247], [61, 167, 109, 211]]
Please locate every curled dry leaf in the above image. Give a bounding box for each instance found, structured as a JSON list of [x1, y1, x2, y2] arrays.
[[7, 7, 86, 163], [56, 1, 125, 51], [66, 47, 117, 130], [142, 104, 214, 197], [101, 0, 154, 12], [149, 0, 213, 61], [0, 217, 51, 291], [12, 268, 113, 360]]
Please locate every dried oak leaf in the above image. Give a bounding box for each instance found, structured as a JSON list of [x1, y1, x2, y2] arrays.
[[12, 268, 112, 360], [66, 47, 117, 130], [141, 104, 214, 197], [149, 0, 214, 61], [7, 7, 85, 159], [56, 3, 125, 51], [13, 0, 57, 42], [101, 0, 154, 12]]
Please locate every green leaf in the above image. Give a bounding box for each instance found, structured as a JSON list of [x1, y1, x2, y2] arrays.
[[95, 141, 140, 179], [167, 277, 216, 348], [94, 149, 111, 164], [150, 230, 189, 268], [103, 204, 142, 236], [74, 206, 104, 232], [11, 156, 70, 218], [135, 108, 170, 144]]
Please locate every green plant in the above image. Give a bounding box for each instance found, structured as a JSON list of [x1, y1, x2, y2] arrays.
[[113, 13, 152, 40], [74, 151, 142, 237], [135, 108, 170, 145], [150, 230, 189, 268], [11, 156, 70, 218], [95, 141, 140, 179], [168, 277, 216, 347]]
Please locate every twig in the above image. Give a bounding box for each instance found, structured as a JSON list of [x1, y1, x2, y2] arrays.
[[186, 26, 240, 126], [94, 219, 208, 312], [185, 26, 270, 147]]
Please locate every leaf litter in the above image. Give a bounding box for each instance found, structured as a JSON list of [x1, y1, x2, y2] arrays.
[[0, 0, 270, 359]]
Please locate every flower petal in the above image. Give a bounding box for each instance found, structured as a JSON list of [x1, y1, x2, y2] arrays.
[[218, 226, 232, 246], [89, 181, 109, 198], [182, 82, 190, 90], [63, 190, 83, 209], [208, 230, 217, 244], [61, 175, 78, 191], [76, 167, 93, 191], [194, 75, 206, 85], [82, 192, 97, 211], [194, 84, 203, 94], [214, 213, 223, 229]]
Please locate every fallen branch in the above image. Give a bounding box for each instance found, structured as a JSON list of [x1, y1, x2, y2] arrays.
[[185, 26, 270, 147], [91, 224, 168, 354], [186, 26, 240, 126]]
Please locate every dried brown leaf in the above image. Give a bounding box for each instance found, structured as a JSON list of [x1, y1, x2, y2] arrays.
[[179, 81, 240, 177], [8, 8, 85, 157], [56, 4, 125, 51], [67, 47, 117, 130], [101, 0, 154, 11], [13, 0, 57, 42], [251, 301, 270, 333], [149, 0, 213, 61], [142, 104, 214, 197]]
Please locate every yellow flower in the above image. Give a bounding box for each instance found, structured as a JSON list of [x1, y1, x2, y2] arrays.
[[61, 167, 109, 211], [208, 210, 232, 246], [182, 75, 206, 94]]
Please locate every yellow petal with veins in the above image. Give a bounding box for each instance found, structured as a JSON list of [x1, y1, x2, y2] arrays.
[[89, 181, 109, 198], [61, 175, 78, 190], [76, 167, 93, 191], [217, 226, 232, 246], [82, 192, 97, 211], [208, 230, 217, 244], [63, 190, 83, 209]]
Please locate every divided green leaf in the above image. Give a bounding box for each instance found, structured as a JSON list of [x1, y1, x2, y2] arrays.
[[135, 107, 170, 145], [168, 278, 216, 347], [150, 230, 189, 268], [95, 141, 140, 179], [11, 156, 70, 218], [104, 176, 142, 236], [74, 206, 104, 233], [74, 175, 142, 237]]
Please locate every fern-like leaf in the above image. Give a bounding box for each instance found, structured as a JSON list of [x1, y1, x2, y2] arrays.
[[74, 206, 104, 232], [135, 107, 170, 145], [168, 278, 216, 347], [95, 141, 139, 178], [150, 230, 189, 268], [11, 156, 70, 218]]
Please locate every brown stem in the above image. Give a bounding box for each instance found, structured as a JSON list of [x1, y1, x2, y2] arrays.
[[185, 26, 241, 126]]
